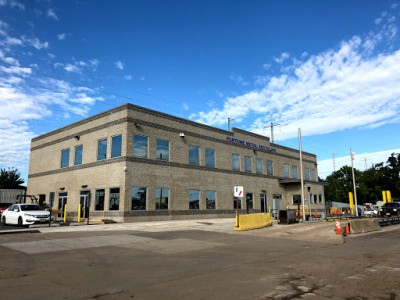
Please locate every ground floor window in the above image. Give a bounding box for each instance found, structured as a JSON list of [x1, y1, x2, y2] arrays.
[[189, 190, 200, 209], [206, 190, 216, 209], [155, 188, 169, 210], [95, 189, 105, 210], [233, 197, 241, 209], [132, 187, 146, 210], [293, 194, 301, 205], [314, 194, 317, 204], [319, 194, 322, 204], [246, 193, 253, 210], [109, 188, 120, 210], [49, 192, 54, 208]]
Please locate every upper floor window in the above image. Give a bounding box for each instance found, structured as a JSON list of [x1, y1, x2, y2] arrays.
[[232, 154, 240, 171], [74, 145, 83, 166], [256, 158, 263, 174], [111, 135, 122, 158], [305, 167, 310, 180], [245, 156, 252, 172], [311, 169, 316, 181], [293, 194, 301, 205], [97, 138, 107, 161], [267, 160, 273, 175], [156, 139, 169, 161], [284, 164, 290, 178], [292, 165, 298, 179], [133, 135, 148, 158], [61, 148, 70, 168], [189, 145, 200, 165], [205, 148, 215, 167]]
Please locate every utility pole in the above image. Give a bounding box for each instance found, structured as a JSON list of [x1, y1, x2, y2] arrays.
[[299, 128, 306, 222], [350, 148, 359, 217], [265, 122, 281, 143]]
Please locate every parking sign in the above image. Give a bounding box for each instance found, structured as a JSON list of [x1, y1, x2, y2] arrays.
[[234, 186, 243, 197]]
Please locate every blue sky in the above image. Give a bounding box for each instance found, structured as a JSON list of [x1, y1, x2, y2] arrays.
[[1, 0, 400, 184]]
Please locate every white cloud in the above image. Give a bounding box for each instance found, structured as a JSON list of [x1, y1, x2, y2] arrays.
[[58, 33, 66, 40], [0, 0, 25, 10], [318, 148, 400, 179], [274, 52, 290, 64], [0, 65, 31, 75], [26, 37, 48, 50], [124, 75, 132, 80], [114, 61, 124, 70], [183, 103, 189, 110], [263, 63, 271, 70], [229, 73, 248, 86], [375, 18, 383, 25], [64, 63, 81, 73], [47, 9, 59, 20], [194, 22, 400, 142]]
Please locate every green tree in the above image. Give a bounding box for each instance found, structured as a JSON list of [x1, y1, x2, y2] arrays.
[[0, 167, 25, 189]]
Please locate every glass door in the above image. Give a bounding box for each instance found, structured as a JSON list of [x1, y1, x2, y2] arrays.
[[260, 193, 267, 213], [80, 191, 91, 218], [58, 192, 67, 219]]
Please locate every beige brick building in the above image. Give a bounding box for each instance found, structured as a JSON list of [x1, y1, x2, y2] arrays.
[[27, 103, 325, 222]]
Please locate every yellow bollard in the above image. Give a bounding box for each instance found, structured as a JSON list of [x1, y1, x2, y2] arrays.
[[78, 204, 81, 223], [386, 190, 392, 203], [54, 204, 58, 222], [64, 204, 67, 223], [268, 206, 271, 214], [349, 192, 354, 215], [382, 191, 387, 204]]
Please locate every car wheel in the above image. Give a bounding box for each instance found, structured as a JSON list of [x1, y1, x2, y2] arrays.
[[18, 217, 23, 227], [1, 216, 6, 225]]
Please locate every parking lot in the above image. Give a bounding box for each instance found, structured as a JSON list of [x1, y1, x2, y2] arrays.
[[0, 219, 399, 299]]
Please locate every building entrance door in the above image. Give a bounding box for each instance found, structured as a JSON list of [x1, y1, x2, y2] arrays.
[[80, 191, 91, 218], [58, 193, 67, 219], [260, 193, 267, 213], [272, 194, 281, 219]]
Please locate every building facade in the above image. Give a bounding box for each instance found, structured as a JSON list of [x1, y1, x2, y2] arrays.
[[27, 103, 325, 222]]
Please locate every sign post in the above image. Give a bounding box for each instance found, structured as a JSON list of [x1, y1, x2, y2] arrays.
[[234, 186, 243, 228]]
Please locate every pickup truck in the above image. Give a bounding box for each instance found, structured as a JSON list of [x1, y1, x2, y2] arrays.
[[0, 203, 13, 215], [379, 202, 400, 217]]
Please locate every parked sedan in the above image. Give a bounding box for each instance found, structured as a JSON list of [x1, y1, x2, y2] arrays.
[[379, 202, 400, 217], [1, 204, 50, 226]]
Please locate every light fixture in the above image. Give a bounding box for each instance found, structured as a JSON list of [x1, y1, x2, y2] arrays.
[[81, 185, 88, 188], [74, 135, 80, 140], [59, 187, 65, 191], [135, 122, 141, 127], [253, 149, 257, 154], [180, 133, 185, 138]]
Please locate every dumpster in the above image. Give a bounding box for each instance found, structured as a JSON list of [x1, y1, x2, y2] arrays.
[[278, 209, 297, 224]]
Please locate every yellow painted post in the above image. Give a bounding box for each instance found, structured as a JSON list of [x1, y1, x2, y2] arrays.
[[78, 204, 81, 223], [382, 191, 387, 204], [54, 204, 58, 222], [386, 190, 392, 203], [349, 192, 354, 215], [268, 206, 271, 213], [64, 204, 67, 223]]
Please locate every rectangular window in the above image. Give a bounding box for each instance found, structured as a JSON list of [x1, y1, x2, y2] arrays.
[[206, 190, 216, 209], [245, 156, 252, 172], [232, 154, 240, 171], [284, 164, 290, 178], [311, 169, 316, 181], [133, 135, 148, 158], [292, 165, 298, 179], [205, 148, 215, 167], [256, 158, 263, 174], [155, 188, 169, 210], [132, 187, 146, 210], [111, 135, 122, 158], [305, 167, 309, 180], [319, 194, 322, 204], [156, 139, 169, 161], [61, 149, 70, 168], [49, 192, 55, 208], [189, 145, 200, 165], [74, 145, 83, 166], [233, 197, 241, 209], [97, 138, 107, 161], [246, 193, 253, 209], [314, 194, 317, 205], [109, 188, 120, 210], [267, 160, 273, 175], [95, 189, 105, 211], [293, 194, 301, 205], [189, 190, 200, 209]]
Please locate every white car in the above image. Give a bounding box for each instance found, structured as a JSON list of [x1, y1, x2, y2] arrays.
[[1, 204, 50, 227]]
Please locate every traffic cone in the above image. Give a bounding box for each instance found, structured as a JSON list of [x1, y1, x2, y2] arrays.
[[335, 221, 342, 235], [345, 222, 350, 234]]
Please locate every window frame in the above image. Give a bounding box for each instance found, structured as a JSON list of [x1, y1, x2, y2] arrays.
[[131, 186, 147, 211], [267, 160, 273, 175], [189, 145, 200, 165], [205, 148, 215, 167], [111, 134, 122, 158], [133, 134, 148, 158], [189, 189, 200, 210], [206, 190, 216, 209], [60, 148, 70, 168], [284, 163, 290, 178], [109, 187, 120, 211], [156, 139, 170, 161], [74, 145, 83, 166], [232, 153, 240, 171], [292, 165, 298, 179], [94, 189, 105, 211], [155, 188, 169, 210], [244, 156, 252, 173], [97, 138, 108, 161]]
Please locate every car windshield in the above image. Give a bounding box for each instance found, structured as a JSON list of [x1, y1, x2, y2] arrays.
[[384, 203, 400, 207], [20, 205, 41, 211]]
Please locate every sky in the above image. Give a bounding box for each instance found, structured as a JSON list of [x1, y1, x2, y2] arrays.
[[1, 0, 400, 184]]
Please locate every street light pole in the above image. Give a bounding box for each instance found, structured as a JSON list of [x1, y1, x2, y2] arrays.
[[299, 128, 306, 221], [350, 148, 359, 217]]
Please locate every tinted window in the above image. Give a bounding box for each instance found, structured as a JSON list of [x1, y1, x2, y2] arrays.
[[305, 168, 309, 180], [246, 193, 253, 209], [74, 145, 83, 166], [267, 160, 273, 175], [232, 154, 240, 171], [189, 145, 199, 165], [292, 165, 298, 179], [156, 139, 169, 161], [111, 135, 122, 158], [245, 156, 252, 172], [61, 149, 70, 168], [97, 138, 107, 161], [133, 135, 148, 158], [206, 190, 216, 209], [284, 164, 290, 178], [155, 188, 169, 210], [132, 187, 146, 210], [95, 189, 105, 211], [109, 188, 120, 210], [293, 195, 301, 204], [256, 159, 263, 174], [205, 148, 215, 167], [189, 190, 200, 209], [311, 169, 316, 181]]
